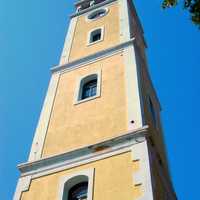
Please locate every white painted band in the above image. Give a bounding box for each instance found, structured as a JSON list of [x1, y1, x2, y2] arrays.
[[28, 73, 60, 161]]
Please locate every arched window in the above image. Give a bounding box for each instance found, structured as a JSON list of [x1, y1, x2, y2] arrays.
[[81, 79, 97, 100], [78, 74, 98, 101], [59, 169, 94, 200], [74, 71, 101, 104], [68, 182, 88, 200], [62, 175, 88, 200]]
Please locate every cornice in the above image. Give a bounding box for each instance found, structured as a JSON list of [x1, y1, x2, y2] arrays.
[[51, 38, 135, 74], [71, 0, 117, 18], [18, 125, 148, 178]]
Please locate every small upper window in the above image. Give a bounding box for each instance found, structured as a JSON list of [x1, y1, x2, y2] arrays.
[[89, 28, 102, 43], [87, 8, 108, 20]]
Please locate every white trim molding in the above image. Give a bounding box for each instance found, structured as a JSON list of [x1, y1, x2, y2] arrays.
[[13, 176, 32, 200], [74, 69, 102, 105], [28, 72, 60, 161], [51, 38, 135, 74], [59, 16, 78, 65], [15, 126, 148, 199], [131, 140, 154, 200], [58, 168, 94, 200], [19, 126, 148, 178]]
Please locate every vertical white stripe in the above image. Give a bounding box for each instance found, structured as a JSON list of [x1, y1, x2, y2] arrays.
[[124, 45, 143, 130], [59, 16, 78, 65], [28, 72, 60, 161], [119, 0, 131, 42], [131, 140, 154, 200], [13, 176, 32, 200]]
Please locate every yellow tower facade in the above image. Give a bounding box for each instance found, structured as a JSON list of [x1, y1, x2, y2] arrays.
[[14, 0, 177, 199]]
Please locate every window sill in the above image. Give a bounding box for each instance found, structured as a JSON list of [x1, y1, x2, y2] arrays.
[[74, 94, 101, 105], [87, 38, 103, 47]]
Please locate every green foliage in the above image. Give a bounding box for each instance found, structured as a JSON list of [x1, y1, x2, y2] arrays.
[[162, 0, 178, 8], [162, 0, 200, 27]]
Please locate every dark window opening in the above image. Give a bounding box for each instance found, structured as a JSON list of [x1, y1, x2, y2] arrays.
[[90, 29, 102, 43], [68, 182, 88, 200], [81, 79, 97, 100]]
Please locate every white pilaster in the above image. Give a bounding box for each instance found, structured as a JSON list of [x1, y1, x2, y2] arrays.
[[119, 0, 131, 42], [123, 44, 143, 130], [28, 72, 60, 161], [131, 140, 154, 200], [13, 176, 32, 200], [59, 16, 78, 65]]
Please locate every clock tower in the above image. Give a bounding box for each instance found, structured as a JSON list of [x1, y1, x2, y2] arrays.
[[14, 0, 177, 199]]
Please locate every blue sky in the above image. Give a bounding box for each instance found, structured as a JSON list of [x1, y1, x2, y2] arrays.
[[0, 0, 199, 199]]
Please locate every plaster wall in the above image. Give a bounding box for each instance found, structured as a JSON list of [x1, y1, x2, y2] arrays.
[[42, 54, 128, 157], [21, 152, 143, 200], [69, 2, 120, 62]]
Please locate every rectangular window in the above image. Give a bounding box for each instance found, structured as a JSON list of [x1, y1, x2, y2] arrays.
[[88, 27, 104, 45]]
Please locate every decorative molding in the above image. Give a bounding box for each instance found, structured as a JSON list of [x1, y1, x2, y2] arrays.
[[28, 72, 60, 161], [58, 168, 94, 200], [71, 0, 117, 18], [131, 141, 154, 200], [13, 176, 32, 200], [18, 126, 148, 178], [59, 16, 78, 65], [51, 38, 135, 74]]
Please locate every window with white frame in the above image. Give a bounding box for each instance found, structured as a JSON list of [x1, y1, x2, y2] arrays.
[[59, 169, 94, 200], [62, 175, 88, 200], [74, 71, 101, 104], [88, 28, 103, 44]]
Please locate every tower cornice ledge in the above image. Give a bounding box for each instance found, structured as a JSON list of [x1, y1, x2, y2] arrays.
[[18, 125, 149, 178], [52, 38, 135, 74]]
